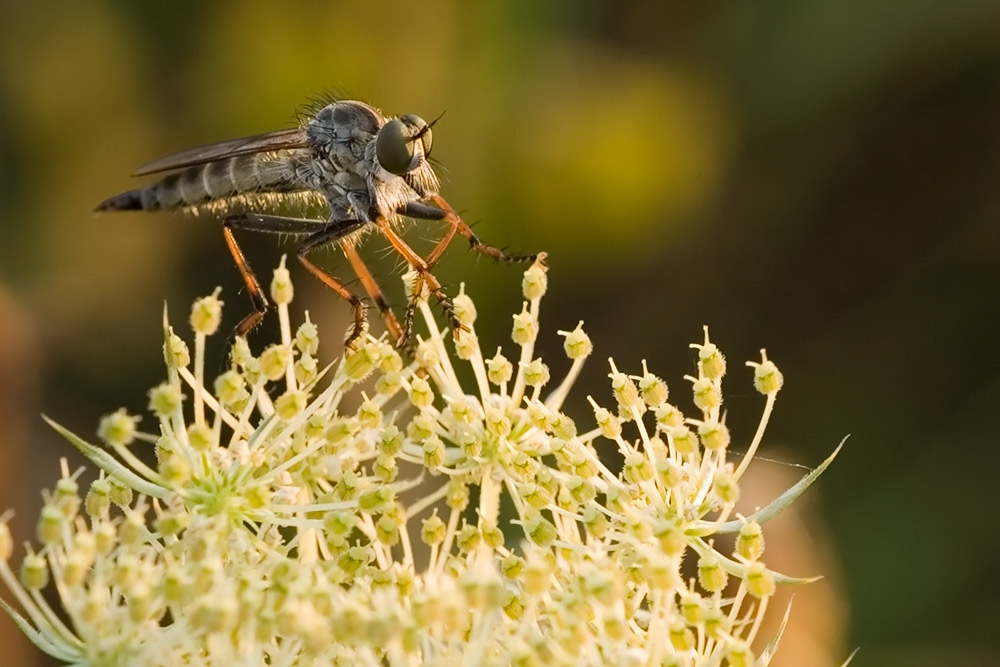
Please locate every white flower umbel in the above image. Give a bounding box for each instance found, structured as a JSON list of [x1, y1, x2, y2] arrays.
[[1, 256, 841, 666]]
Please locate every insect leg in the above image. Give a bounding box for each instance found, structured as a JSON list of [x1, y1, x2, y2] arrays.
[[222, 214, 366, 350], [401, 195, 540, 268], [388, 203, 448, 347], [373, 217, 465, 338], [397, 272, 430, 354], [297, 224, 371, 350], [222, 213, 322, 346], [340, 240, 404, 345], [397, 198, 540, 343]]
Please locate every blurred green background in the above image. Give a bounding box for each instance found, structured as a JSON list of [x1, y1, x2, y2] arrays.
[[2, 1, 999, 665]]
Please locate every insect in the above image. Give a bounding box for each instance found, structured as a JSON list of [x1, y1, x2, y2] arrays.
[[96, 98, 537, 350]]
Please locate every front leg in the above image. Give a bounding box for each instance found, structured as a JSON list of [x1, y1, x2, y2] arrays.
[[373, 217, 466, 340], [395, 197, 542, 348], [400, 196, 540, 269]]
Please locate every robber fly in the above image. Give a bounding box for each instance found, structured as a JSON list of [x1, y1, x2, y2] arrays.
[[96, 98, 536, 350]]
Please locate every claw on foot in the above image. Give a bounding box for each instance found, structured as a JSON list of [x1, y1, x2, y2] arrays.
[[343, 313, 370, 352]]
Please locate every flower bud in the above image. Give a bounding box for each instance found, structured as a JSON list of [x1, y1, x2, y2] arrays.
[[379, 424, 403, 456], [421, 512, 446, 546], [410, 377, 434, 409], [275, 391, 307, 420], [749, 351, 784, 395], [423, 435, 445, 468], [643, 553, 679, 591], [697, 553, 728, 593], [524, 514, 557, 548], [358, 487, 395, 513], [86, 476, 111, 518], [713, 466, 740, 505], [704, 605, 726, 639], [610, 369, 642, 416], [690, 377, 721, 412], [229, 336, 252, 368], [679, 592, 705, 625], [164, 330, 190, 369], [260, 344, 292, 381], [190, 291, 223, 335], [187, 423, 214, 452], [414, 339, 440, 369], [270, 261, 293, 305], [668, 426, 698, 456], [294, 353, 318, 385], [547, 411, 575, 439], [697, 345, 726, 381], [736, 520, 765, 561], [485, 407, 511, 438], [486, 350, 513, 384], [639, 367, 668, 407], [447, 478, 470, 511], [655, 403, 684, 429], [560, 323, 592, 360], [698, 421, 730, 452], [37, 505, 64, 545], [21, 552, 48, 590], [669, 617, 694, 652], [725, 640, 754, 667], [98, 409, 138, 447], [295, 318, 319, 355], [582, 506, 608, 538], [375, 370, 402, 396], [214, 371, 247, 407], [453, 287, 477, 327], [344, 344, 379, 381], [454, 331, 478, 360], [523, 359, 550, 387], [653, 517, 686, 556], [623, 453, 653, 485], [745, 560, 775, 598], [522, 262, 548, 300], [511, 306, 538, 346]]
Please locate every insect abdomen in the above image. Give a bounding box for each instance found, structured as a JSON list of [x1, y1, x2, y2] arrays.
[[95, 153, 306, 212]]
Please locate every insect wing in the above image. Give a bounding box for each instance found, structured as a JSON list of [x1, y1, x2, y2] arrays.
[[133, 128, 310, 176]]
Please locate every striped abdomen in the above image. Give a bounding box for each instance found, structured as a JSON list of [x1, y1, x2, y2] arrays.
[[95, 151, 310, 212]]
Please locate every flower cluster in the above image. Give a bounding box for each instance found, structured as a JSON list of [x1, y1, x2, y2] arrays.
[[0, 258, 837, 666]]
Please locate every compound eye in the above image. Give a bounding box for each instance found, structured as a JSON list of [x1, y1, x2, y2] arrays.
[[401, 113, 433, 157], [376, 119, 415, 175]]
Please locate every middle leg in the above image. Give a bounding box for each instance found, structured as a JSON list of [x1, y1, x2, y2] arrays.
[[339, 239, 404, 345], [296, 224, 372, 351]]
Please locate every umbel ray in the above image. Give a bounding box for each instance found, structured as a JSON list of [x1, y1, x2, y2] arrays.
[[96, 97, 538, 350]]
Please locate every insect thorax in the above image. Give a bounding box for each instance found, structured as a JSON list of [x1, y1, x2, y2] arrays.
[[305, 101, 440, 224]]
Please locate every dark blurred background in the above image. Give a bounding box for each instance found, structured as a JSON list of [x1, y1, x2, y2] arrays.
[[2, 1, 999, 665]]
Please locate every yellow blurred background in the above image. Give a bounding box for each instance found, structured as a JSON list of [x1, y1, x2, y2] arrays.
[[2, 2, 999, 665]]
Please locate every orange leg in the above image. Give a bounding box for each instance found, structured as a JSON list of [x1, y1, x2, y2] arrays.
[[424, 194, 539, 268], [394, 196, 541, 347], [222, 213, 371, 351], [296, 236, 369, 350], [340, 239, 404, 344], [374, 217, 464, 337], [222, 224, 269, 342]]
